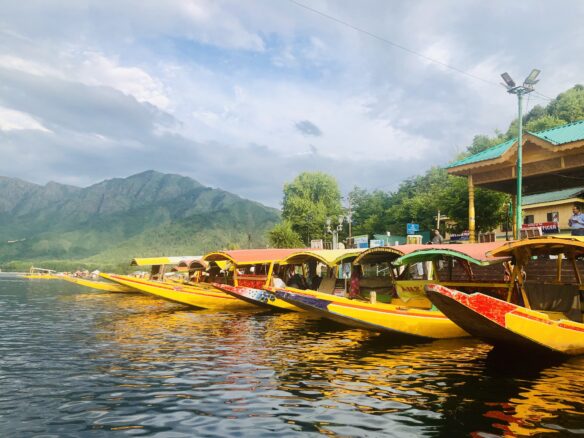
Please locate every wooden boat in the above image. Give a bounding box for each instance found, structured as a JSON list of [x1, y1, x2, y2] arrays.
[[23, 267, 58, 279], [61, 275, 136, 292], [102, 253, 258, 310], [276, 242, 508, 339], [207, 248, 307, 310], [212, 249, 363, 311], [426, 236, 584, 355]]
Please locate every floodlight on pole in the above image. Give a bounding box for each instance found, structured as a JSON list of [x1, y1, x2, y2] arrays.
[[500, 69, 541, 240], [523, 69, 541, 86]]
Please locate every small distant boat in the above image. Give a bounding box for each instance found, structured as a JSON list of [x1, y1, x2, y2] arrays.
[[23, 267, 58, 279], [61, 275, 136, 292], [426, 236, 584, 355], [277, 242, 508, 339]]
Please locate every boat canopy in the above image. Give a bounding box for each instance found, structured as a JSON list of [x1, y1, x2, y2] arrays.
[[29, 267, 56, 273], [353, 244, 436, 265], [175, 257, 207, 270], [488, 236, 584, 258], [202, 248, 305, 266], [130, 256, 197, 266], [395, 242, 510, 266], [281, 249, 364, 267]]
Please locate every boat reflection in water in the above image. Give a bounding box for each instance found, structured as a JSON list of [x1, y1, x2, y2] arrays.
[[83, 292, 584, 437]]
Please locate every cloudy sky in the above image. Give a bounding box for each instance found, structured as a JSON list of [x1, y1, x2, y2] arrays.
[[1, 1, 583, 207]]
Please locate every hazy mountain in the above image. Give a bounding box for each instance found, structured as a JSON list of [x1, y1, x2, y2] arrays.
[[0, 171, 280, 270]]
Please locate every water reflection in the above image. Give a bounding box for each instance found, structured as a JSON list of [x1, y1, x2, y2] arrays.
[[0, 279, 582, 437]]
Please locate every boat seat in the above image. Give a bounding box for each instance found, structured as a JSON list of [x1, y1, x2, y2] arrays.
[[359, 277, 394, 295], [390, 297, 433, 310], [524, 282, 582, 323], [539, 311, 571, 321], [317, 277, 336, 294]]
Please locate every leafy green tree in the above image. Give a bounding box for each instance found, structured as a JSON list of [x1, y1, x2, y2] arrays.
[[525, 114, 565, 132], [548, 84, 584, 122], [466, 133, 506, 155], [438, 176, 509, 233], [268, 220, 303, 248], [348, 187, 393, 236], [282, 172, 342, 243]]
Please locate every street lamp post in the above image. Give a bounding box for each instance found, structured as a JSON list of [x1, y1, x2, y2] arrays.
[[326, 216, 345, 249], [500, 69, 540, 240]]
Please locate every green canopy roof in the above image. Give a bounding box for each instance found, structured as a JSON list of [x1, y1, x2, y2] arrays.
[[394, 248, 509, 267]]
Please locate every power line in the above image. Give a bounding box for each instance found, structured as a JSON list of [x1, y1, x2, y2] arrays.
[[288, 0, 499, 87], [288, 0, 563, 104]]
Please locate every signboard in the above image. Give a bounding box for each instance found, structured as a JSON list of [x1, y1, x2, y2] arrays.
[[310, 239, 324, 249], [369, 239, 383, 248], [406, 223, 419, 235], [522, 222, 560, 235], [353, 235, 369, 249], [450, 231, 470, 241]]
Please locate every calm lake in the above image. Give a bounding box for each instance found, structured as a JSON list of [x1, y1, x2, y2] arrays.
[[1, 276, 583, 437]]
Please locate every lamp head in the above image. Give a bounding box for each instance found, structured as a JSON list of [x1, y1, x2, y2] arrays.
[[500, 72, 516, 89], [523, 68, 541, 86]]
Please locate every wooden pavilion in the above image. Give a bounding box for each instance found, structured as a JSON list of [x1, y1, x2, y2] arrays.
[[447, 120, 584, 242]]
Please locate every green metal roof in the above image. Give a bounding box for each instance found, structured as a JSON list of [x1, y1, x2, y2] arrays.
[[448, 120, 584, 169], [531, 120, 584, 145], [522, 187, 584, 205], [447, 138, 515, 168]]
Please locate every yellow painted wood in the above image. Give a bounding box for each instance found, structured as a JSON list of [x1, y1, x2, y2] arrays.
[[102, 274, 256, 310]]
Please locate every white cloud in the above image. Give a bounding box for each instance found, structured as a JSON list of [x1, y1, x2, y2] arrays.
[[0, 106, 51, 132], [0, 0, 583, 205]]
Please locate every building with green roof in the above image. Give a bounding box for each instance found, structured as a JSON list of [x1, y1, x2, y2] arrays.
[[446, 120, 584, 241]]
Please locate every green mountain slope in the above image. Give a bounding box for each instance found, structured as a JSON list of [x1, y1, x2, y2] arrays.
[[0, 171, 280, 271]]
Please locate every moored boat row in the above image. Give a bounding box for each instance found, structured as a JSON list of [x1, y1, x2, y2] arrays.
[[30, 236, 584, 356]]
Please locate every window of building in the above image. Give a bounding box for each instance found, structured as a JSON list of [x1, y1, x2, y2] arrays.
[[524, 215, 534, 225], [547, 212, 559, 222]]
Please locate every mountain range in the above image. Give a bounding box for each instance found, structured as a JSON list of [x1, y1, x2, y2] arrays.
[[0, 171, 280, 271]]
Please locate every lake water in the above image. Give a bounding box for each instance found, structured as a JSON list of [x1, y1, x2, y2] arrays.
[[1, 276, 583, 437]]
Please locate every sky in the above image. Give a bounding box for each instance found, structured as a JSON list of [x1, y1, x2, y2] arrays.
[[1, 0, 583, 207]]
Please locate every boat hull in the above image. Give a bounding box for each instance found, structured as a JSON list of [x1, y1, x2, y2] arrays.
[[62, 276, 137, 292], [276, 289, 468, 339], [425, 284, 584, 355], [213, 283, 302, 311], [101, 274, 256, 310]]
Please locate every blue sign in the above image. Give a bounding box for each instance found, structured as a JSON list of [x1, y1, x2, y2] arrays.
[[406, 223, 419, 235]]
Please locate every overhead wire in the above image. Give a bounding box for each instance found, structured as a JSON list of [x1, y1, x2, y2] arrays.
[[287, 0, 499, 87], [288, 0, 558, 101]]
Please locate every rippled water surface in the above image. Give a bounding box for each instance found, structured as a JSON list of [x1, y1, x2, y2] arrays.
[[1, 276, 583, 437]]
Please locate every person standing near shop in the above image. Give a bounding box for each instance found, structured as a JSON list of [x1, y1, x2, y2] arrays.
[[568, 204, 584, 236]]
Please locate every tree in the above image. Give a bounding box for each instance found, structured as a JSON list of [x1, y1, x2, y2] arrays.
[[438, 176, 509, 233], [525, 114, 565, 132], [267, 220, 303, 248], [282, 172, 342, 243], [466, 133, 505, 155], [348, 187, 393, 236], [548, 84, 584, 123]]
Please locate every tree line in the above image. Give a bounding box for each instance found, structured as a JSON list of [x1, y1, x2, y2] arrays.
[[268, 85, 584, 247]]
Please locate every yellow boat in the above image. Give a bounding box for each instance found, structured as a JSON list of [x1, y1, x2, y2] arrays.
[[102, 254, 256, 310], [210, 248, 363, 311], [426, 236, 584, 355], [277, 242, 508, 339], [61, 275, 137, 292], [23, 267, 58, 279]]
